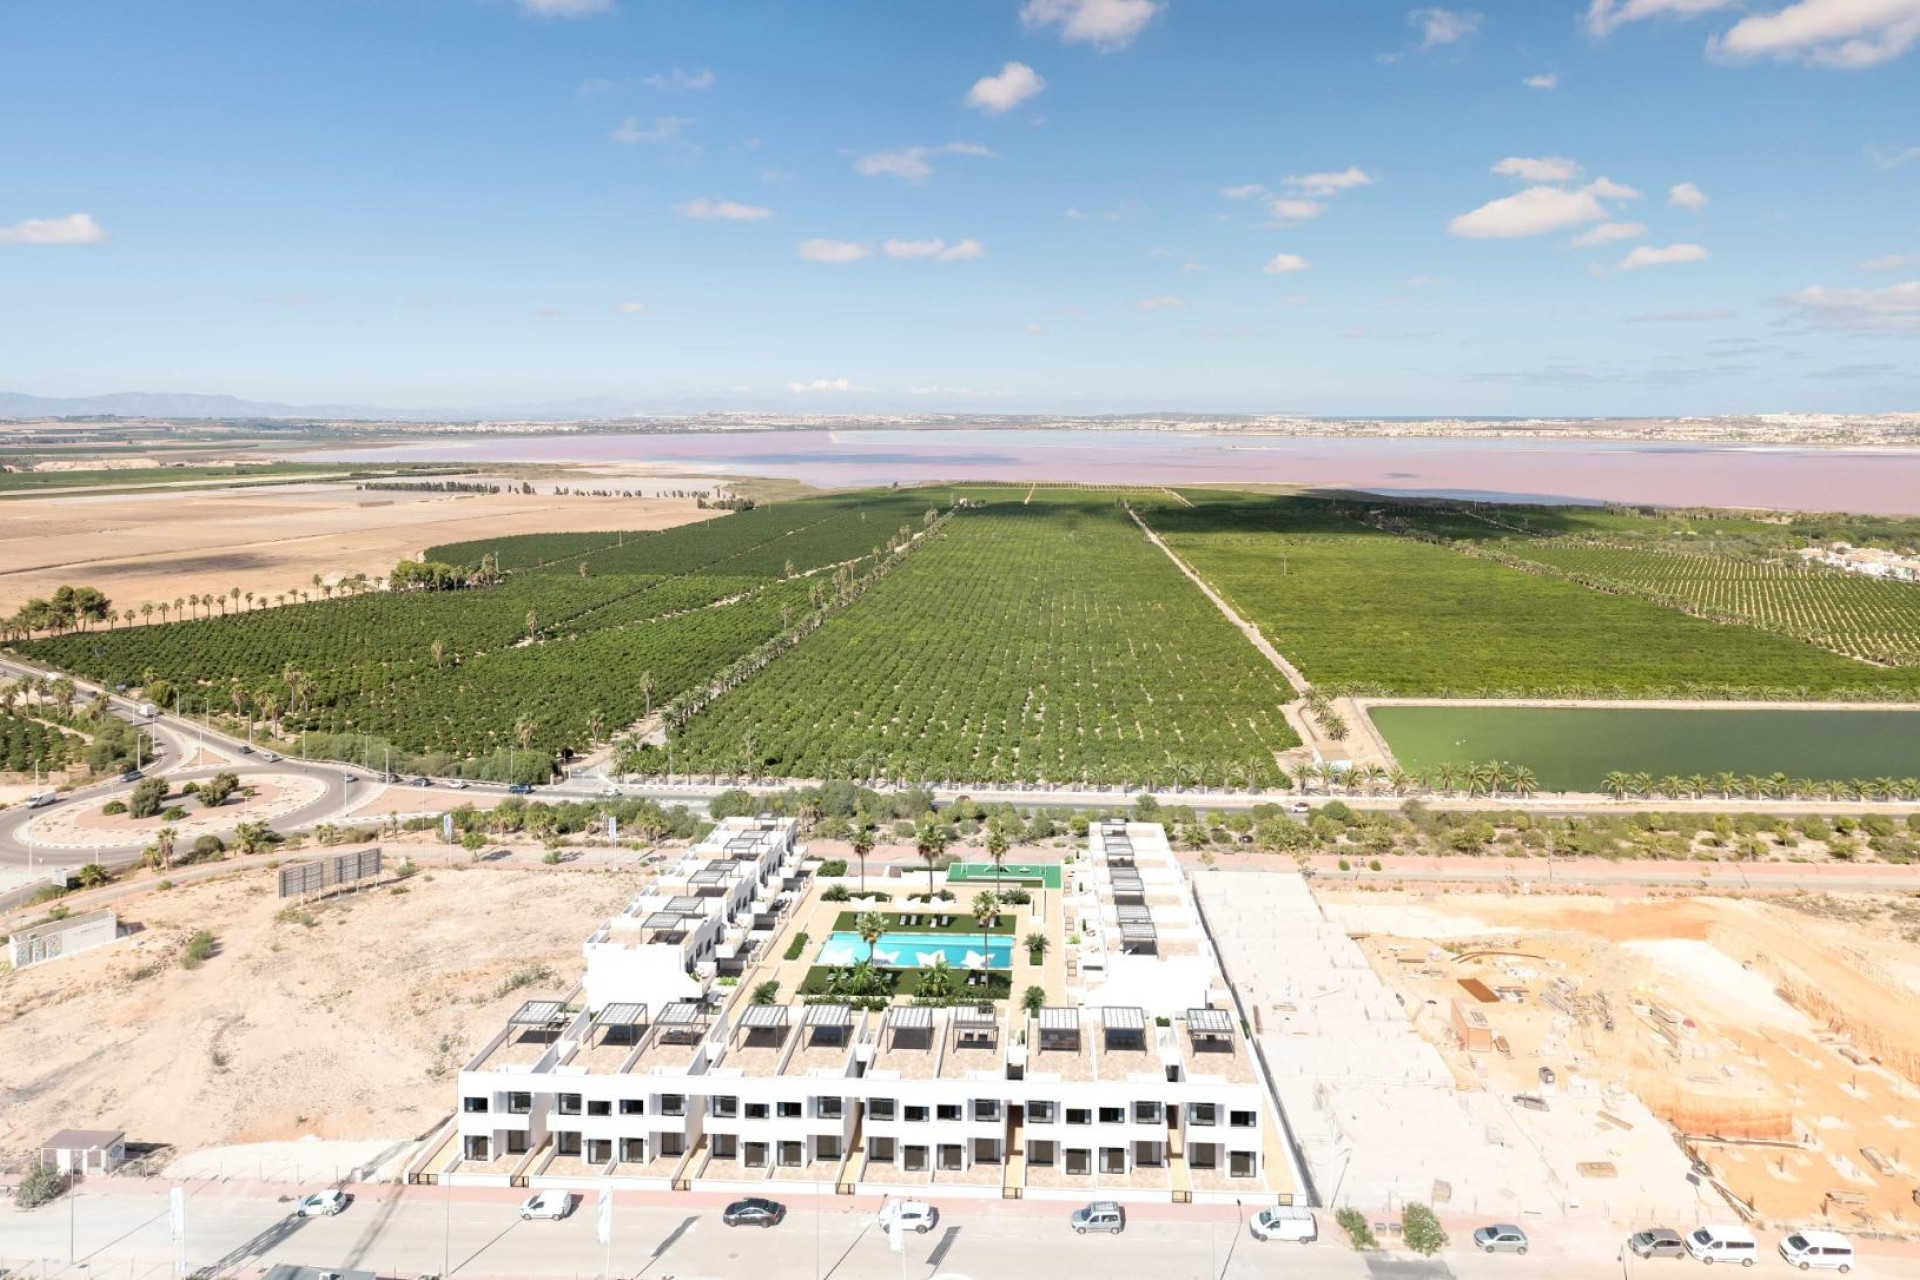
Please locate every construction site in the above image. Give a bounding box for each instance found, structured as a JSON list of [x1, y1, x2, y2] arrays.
[[1310, 883, 1920, 1234]]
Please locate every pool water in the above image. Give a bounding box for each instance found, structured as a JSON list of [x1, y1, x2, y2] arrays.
[[817, 931, 1013, 969]]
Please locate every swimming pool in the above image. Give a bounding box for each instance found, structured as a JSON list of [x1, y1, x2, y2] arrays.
[[816, 931, 1013, 970]]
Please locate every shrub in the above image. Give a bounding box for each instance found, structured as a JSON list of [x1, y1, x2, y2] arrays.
[[1337, 858, 1351, 871], [198, 771, 240, 807], [1401, 1203, 1447, 1257], [191, 834, 225, 860], [493, 963, 553, 998], [541, 849, 561, 865], [395, 858, 418, 880], [15, 1161, 67, 1208], [162, 806, 187, 822], [101, 799, 127, 816], [1025, 930, 1049, 963], [1335, 1208, 1377, 1250], [1022, 985, 1046, 1016], [752, 980, 781, 1005], [1002, 887, 1031, 905], [816, 858, 848, 877], [128, 776, 168, 819], [181, 930, 216, 970], [821, 884, 851, 902], [783, 931, 810, 961]]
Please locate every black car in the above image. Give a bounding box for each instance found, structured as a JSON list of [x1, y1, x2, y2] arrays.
[[722, 1198, 786, 1228], [507, 783, 534, 795], [120, 768, 143, 782], [1629, 1228, 1687, 1259], [411, 776, 431, 787], [236, 744, 253, 755]]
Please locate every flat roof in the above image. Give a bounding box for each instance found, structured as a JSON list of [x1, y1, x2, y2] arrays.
[[14, 909, 115, 942], [593, 1002, 649, 1027], [43, 1128, 124, 1149], [1186, 1007, 1234, 1035], [508, 1000, 568, 1026]]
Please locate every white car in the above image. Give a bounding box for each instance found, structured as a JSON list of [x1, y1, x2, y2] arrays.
[[519, 1190, 572, 1221], [1287, 801, 1310, 815], [1249, 1206, 1317, 1243], [293, 1189, 349, 1217], [879, 1199, 939, 1234], [448, 779, 469, 790], [1779, 1229, 1854, 1272], [261, 751, 282, 763]]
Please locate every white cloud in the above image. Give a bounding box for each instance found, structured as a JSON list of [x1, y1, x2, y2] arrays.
[[0, 212, 108, 245], [1286, 167, 1373, 196], [1450, 186, 1610, 238], [1571, 220, 1648, 247], [1266, 198, 1325, 222], [643, 68, 714, 91], [852, 142, 993, 182], [968, 61, 1046, 113], [787, 378, 853, 393], [575, 77, 617, 96], [1026, 323, 1047, 334], [1402, 274, 1443, 287], [1220, 183, 1266, 200], [798, 239, 873, 264], [1494, 155, 1584, 183], [1628, 308, 1735, 322], [1616, 242, 1710, 270], [1262, 253, 1310, 275], [1584, 0, 1737, 38], [1020, 0, 1162, 51], [519, 0, 613, 16], [881, 237, 986, 261], [1713, 0, 1920, 67], [611, 115, 692, 145], [1132, 295, 1188, 310], [675, 197, 774, 221], [1869, 143, 1920, 169], [614, 301, 649, 314], [1788, 279, 1920, 330], [1524, 71, 1560, 87], [1584, 176, 1642, 200], [1669, 180, 1710, 210], [1411, 7, 1483, 47], [1861, 252, 1914, 270]]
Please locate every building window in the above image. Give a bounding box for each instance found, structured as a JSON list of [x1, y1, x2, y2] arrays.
[[556, 1132, 581, 1156], [620, 1099, 645, 1116], [1133, 1102, 1161, 1125], [1028, 1139, 1056, 1167], [868, 1098, 896, 1121], [777, 1101, 803, 1119], [746, 1102, 770, 1120], [557, 1094, 582, 1116], [506, 1132, 529, 1155], [972, 1100, 1001, 1123], [744, 1142, 769, 1169], [938, 1144, 964, 1172], [1098, 1107, 1124, 1125], [507, 1092, 532, 1115], [587, 1138, 614, 1162], [710, 1134, 737, 1160], [905, 1105, 930, 1123], [1065, 1148, 1091, 1176], [588, 1099, 611, 1117], [463, 1136, 490, 1160], [1189, 1143, 1218, 1171], [1229, 1110, 1256, 1129], [658, 1134, 685, 1158], [1100, 1147, 1127, 1175], [936, 1104, 962, 1122], [869, 1137, 896, 1163], [778, 1141, 804, 1168], [1066, 1108, 1091, 1126], [1230, 1150, 1256, 1178], [903, 1145, 928, 1173], [816, 1097, 843, 1119], [660, 1095, 686, 1117], [1028, 1101, 1055, 1124], [1133, 1141, 1162, 1168], [620, 1138, 646, 1162], [462, 1096, 489, 1114], [1189, 1103, 1217, 1127], [817, 1137, 842, 1161], [711, 1096, 739, 1118]]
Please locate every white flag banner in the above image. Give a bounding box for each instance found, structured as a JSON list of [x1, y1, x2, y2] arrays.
[[609, 815, 619, 843], [887, 1203, 904, 1255], [597, 1185, 613, 1246], [169, 1186, 185, 1240], [443, 813, 454, 842]]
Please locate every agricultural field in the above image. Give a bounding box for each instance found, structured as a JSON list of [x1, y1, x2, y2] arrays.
[[1491, 540, 1920, 665], [1140, 495, 1920, 699], [638, 494, 1301, 787], [0, 707, 78, 773]]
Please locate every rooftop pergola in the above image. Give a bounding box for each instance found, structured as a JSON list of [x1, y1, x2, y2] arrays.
[[690, 865, 732, 889], [508, 1000, 570, 1027], [724, 835, 763, 856], [590, 1001, 649, 1046], [639, 911, 691, 935], [1101, 1005, 1148, 1048], [950, 1003, 999, 1050], [663, 895, 706, 916], [1185, 1006, 1235, 1050], [883, 1004, 934, 1051], [1036, 1006, 1081, 1051], [735, 1003, 790, 1041], [803, 1002, 854, 1044], [1119, 919, 1159, 951], [656, 1000, 715, 1043], [1110, 868, 1145, 899]]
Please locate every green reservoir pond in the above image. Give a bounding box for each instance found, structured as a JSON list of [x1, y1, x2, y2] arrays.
[[1370, 706, 1920, 793]]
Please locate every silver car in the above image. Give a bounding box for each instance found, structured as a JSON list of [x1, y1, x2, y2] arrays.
[[1474, 1224, 1529, 1255], [1069, 1201, 1126, 1235]]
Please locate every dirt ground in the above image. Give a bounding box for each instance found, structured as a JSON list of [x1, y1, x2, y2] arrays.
[[0, 860, 646, 1164], [0, 482, 718, 616], [1320, 887, 1920, 1229]]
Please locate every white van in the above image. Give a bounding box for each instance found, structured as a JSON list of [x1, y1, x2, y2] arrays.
[[1779, 1230, 1854, 1272], [1250, 1206, 1317, 1243], [28, 790, 58, 809], [1687, 1225, 1759, 1266]]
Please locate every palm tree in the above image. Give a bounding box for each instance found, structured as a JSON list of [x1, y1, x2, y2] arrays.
[[851, 824, 876, 895], [914, 955, 959, 1005], [1289, 763, 1315, 795], [914, 817, 950, 897], [1656, 775, 1687, 800], [854, 910, 889, 964], [1509, 765, 1538, 799], [639, 670, 655, 717], [1629, 772, 1654, 798], [153, 824, 177, 872], [1602, 771, 1631, 800], [141, 602, 154, 625], [985, 823, 1010, 895], [972, 890, 1001, 975], [1714, 771, 1739, 800], [1434, 762, 1458, 795]]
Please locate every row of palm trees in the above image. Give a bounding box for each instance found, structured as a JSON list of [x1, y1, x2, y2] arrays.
[[1285, 759, 1542, 799], [1598, 770, 1920, 802]]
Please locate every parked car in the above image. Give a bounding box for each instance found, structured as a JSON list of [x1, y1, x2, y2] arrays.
[[411, 776, 431, 787], [119, 768, 142, 782], [1630, 1228, 1688, 1259], [1249, 1206, 1317, 1243], [448, 778, 469, 790], [293, 1189, 350, 1217], [1069, 1201, 1126, 1235], [507, 783, 534, 795], [1287, 801, 1310, 815], [878, 1199, 938, 1234], [1686, 1225, 1758, 1267], [382, 772, 402, 783], [1779, 1230, 1853, 1272], [722, 1197, 786, 1228], [1474, 1224, 1530, 1255], [600, 785, 620, 797], [518, 1191, 571, 1221]]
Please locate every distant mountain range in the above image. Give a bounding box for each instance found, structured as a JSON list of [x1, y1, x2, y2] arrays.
[[0, 389, 392, 420]]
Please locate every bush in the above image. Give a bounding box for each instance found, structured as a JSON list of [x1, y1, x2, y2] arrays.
[[752, 980, 781, 1005], [198, 770, 240, 807], [1335, 1208, 1377, 1250], [821, 884, 851, 902], [128, 776, 168, 819], [181, 930, 216, 970], [1002, 887, 1031, 905], [191, 834, 225, 860], [101, 799, 127, 816], [492, 963, 553, 997], [1401, 1203, 1448, 1257], [783, 931, 810, 961], [162, 806, 187, 822], [1022, 985, 1046, 1015], [15, 1161, 67, 1208], [816, 859, 848, 877]]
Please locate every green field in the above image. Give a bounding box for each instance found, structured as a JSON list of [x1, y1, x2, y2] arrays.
[[1142, 495, 1920, 699], [0, 462, 424, 495], [630, 494, 1301, 787], [944, 861, 1064, 888]]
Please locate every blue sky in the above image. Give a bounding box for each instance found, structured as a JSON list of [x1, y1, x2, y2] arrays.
[[2, 0, 1917, 416]]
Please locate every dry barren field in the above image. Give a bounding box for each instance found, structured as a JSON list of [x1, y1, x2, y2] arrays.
[[0, 863, 644, 1164], [1322, 887, 1920, 1228], [0, 483, 717, 617]]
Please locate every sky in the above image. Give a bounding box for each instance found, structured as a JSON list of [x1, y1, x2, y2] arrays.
[[2, 0, 1918, 417]]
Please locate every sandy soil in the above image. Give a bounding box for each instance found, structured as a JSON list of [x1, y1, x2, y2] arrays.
[[0, 482, 718, 616], [0, 860, 647, 1162], [1323, 888, 1920, 1228]]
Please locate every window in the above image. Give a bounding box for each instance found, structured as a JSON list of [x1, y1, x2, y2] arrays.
[[462, 1096, 489, 1114], [620, 1099, 645, 1116], [557, 1094, 582, 1116], [1028, 1100, 1055, 1123], [1028, 1139, 1056, 1167], [1066, 1108, 1092, 1126], [506, 1131, 529, 1155], [744, 1142, 769, 1169], [1065, 1148, 1092, 1176], [938, 1144, 963, 1172], [746, 1102, 770, 1120], [972, 1100, 1001, 1122], [587, 1099, 611, 1117], [777, 1101, 803, 1119], [905, 1105, 930, 1123], [659, 1094, 686, 1117], [1190, 1143, 1218, 1170], [1189, 1103, 1217, 1127], [816, 1097, 843, 1120], [709, 1134, 737, 1160], [555, 1132, 581, 1156], [1133, 1141, 1162, 1168], [1229, 1110, 1256, 1129], [507, 1092, 532, 1115], [868, 1136, 896, 1163], [936, 1104, 962, 1122], [778, 1141, 804, 1168], [1230, 1150, 1256, 1178], [463, 1135, 490, 1160], [817, 1137, 842, 1161], [1133, 1102, 1161, 1125], [1100, 1147, 1127, 1175], [868, 1098, 897, 1121], [619, 1137, 646, 1162], [903, 1145, 928, 1173], [658, 1134, 685, 1157], [710, 1096, 739, 1119], [1098, 1107, 1124, 1125]]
